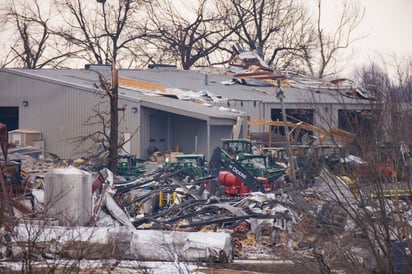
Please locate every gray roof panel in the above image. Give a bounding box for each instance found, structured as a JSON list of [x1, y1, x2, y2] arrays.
[[120, 68, 372, 105], [4, 67, 370, 112]]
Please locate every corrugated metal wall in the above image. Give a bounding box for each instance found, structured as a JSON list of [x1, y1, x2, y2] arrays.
[[209, 125, 232, 155], [118, 98, 141, 157], [0, 71, 142, 159], [174, 116, 207, 154], [3, 70, 296, 161]]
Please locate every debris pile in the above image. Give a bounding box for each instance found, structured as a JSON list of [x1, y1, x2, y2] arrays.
[[1, 132, 412, 272], [1, 144, 303, 264], [226, 44, 377, 100]]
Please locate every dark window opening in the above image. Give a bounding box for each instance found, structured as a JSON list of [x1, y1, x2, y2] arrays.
[[339, 109, 374, 148], [270, 108, 314, 143], [271, 109, 314, 124], [338, 109, 372, 133], [0, 107, 19, 131]]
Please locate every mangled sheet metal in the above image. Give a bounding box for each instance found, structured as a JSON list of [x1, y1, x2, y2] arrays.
[[91, 168, 135, 228], [303, 168, 359, 204], [11, 224, 233, 262], [122, 165, 295, 228], [225, 44, 376, 100], [5, 141, 406, 270], [119, 76, 230, 105], [61, 162, 300, 260], [0, 144, 365, 266]]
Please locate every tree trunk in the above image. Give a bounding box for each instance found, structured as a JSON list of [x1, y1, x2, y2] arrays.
[[108, 66, 119, 174]]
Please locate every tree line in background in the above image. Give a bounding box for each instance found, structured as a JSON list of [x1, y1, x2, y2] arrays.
[[1, 0, 410, 95], [0, 0, 361, 77]]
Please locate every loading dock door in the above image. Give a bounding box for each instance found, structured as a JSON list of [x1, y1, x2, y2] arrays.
[[149, 115, 168, 156], [0, 107, 19, 130]]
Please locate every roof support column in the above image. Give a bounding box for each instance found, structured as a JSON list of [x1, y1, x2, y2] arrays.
[[207, 123, 211, 160]]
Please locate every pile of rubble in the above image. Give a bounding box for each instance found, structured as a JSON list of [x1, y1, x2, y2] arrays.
[[2, 148, 301, 261], [1, 144, 412, 273]]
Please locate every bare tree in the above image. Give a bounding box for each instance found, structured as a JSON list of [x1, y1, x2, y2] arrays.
[[68, 70, 140, 174], [388, 55, 412, 102], [89, 74, 136, 174], [140, 0, 234, 70], [216, 0, 313, 69], [354, 57, 412, 145], [53, 0, 147, 173], [53, 0, 146, 67], [297, 59, 412, 273], [301, 0, 365, 78], [0, 0, 74, 68]]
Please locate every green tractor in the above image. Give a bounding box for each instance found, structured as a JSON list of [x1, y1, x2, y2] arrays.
[[117, 155, 146, 179], [164, 154, 208, 179], [237, 153, 286, 188], [221, 138, 253, 158]]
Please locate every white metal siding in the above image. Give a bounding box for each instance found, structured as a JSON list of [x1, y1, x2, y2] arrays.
[[0, 71, 142, 159]]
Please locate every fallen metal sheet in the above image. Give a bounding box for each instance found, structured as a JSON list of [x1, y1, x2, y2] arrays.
[[309, 168, 358, 204], [104, 193, 134, 229]]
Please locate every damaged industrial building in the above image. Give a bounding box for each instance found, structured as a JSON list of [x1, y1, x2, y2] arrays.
[[0, 47, 377, 160], [1, 49, 412, 273]]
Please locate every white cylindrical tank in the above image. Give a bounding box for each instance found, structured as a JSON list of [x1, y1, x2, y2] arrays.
[[44, 167, 92, 226]]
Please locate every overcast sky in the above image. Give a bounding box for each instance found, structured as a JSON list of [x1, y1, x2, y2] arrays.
[[306, 0, 412, 76], [342, 0, 412, 71], [351, 0, 412, 59]]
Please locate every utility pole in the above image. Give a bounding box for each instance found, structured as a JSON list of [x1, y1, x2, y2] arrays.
[[276, 79, 297, 187]]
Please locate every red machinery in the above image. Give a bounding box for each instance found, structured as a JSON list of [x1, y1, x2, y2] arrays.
[[218, 171, 270, 196], [208, 147, 273, 197]]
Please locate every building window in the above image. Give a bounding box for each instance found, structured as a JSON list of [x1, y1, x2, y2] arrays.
[[270, 108, 314, 141]]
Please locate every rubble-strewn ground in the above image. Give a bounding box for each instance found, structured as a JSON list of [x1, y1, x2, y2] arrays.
[[0, 259, 302, 274], [1, 147, 412, 273]]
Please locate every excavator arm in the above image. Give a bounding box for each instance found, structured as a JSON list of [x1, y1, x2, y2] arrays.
[[209, 147, 265, 193]]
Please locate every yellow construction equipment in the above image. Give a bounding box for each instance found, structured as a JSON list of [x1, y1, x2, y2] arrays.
[[248, 119, 356, 146]]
